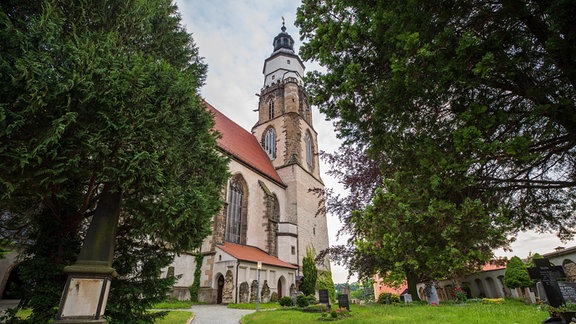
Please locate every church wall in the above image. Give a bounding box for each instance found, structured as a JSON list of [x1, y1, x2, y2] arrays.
[[294, 166, 329, 271]]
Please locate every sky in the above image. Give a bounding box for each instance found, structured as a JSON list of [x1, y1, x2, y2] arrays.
[[174, 0, 576, 283]]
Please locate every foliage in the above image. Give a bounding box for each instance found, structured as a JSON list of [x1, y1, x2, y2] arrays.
[[279, 296, 294, 307], [296, 0, 576, 299], [302, 249, 318, 296], [189, 253, 204, 302], [453, 287, 468, 303], [504, 256, 533, 289], [297, 294, 310, 308], [349, 279, 375, 302], [152, 299, 194, 309], [242, 299, 548, 323], [105, 226, 177, 323], [0, 0, 229, 321], [377, 292, 400, 305], [317, 271, 337, 303]]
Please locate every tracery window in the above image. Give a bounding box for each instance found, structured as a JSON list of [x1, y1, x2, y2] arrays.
[[225, 179, 243, 243], [264, 128, 276, 160]]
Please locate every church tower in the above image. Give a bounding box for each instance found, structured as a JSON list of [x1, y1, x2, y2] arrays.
[[252, 22, 330, 272]]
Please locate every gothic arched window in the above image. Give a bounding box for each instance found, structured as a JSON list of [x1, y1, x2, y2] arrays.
[[268, 99, 275, 119], [226, 179, 243, 243], [264, 128, 276, 160], [305, 131, 313, 170]]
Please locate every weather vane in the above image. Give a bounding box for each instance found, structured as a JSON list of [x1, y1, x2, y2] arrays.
[[282, 16, 285, 27]]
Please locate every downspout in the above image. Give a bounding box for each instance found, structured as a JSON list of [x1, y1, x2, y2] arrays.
[[235, 260, 240, 303]]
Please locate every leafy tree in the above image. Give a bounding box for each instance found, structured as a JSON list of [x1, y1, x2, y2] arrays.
[[302, 249, 318, 296], [296, 0, 575, 297], [504, 256, 533, 300], [297, 0, 576, 236], [317, 270, 336, 303], [0, 0, 229, 321]]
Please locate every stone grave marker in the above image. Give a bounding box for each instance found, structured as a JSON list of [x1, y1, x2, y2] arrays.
[[402, 293, 413, 304], [424, 282, 439, 305], [558, 281, 576, 303], [319, 289, 330, 308], [527, 258, 566, 307], [338, 294, 350, 311]]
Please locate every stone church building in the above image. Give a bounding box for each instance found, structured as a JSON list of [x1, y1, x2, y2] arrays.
[[166, 24, 330, 303]]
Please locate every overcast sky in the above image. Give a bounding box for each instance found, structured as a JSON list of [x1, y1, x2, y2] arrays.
[[175, 0, 576, 283]]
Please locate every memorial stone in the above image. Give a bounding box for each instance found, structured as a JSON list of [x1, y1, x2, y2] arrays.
[[338, 294, 350, 311], [319, 289, 330, 306], [424, 282, 439, 305], [527, 258, 566, 307]]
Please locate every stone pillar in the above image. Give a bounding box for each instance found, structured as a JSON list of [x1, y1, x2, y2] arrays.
[[55, 184, 122, 323]]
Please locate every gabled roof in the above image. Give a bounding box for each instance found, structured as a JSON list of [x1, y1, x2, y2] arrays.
[[204, 101, 285, 186], [218, 242, 298, 269]]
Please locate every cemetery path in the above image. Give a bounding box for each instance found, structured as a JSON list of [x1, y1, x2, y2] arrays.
[[190, 304, 255, 324]]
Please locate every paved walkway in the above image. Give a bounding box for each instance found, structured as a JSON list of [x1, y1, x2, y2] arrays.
[[190, 304, 255, 324]]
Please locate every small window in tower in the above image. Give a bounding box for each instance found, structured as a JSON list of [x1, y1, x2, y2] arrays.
[[313, 227, 316, 235], [268, 99, 275, 119], [264, 128, 276, 160], [291, 246, 296, 255], [305, 132, 313, 170], [272, 75, 275, 80], [287, 59, 291, 64]]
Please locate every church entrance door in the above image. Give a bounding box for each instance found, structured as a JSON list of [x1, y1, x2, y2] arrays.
[[217, 275, 224, 304], [277, 278, 283, 298]]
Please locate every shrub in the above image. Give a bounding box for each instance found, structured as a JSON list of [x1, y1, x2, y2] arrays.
[[307, 294, 318, 305], [297, 294, 309, 307], [279, 296, 293, 307], [453, 287, 468, 303], [482, 298, 505, 304], [377, 292, 400, 304], [331, 310, 338, 318]]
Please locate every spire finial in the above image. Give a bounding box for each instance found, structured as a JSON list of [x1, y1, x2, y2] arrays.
[[281, 16, 286, 32]]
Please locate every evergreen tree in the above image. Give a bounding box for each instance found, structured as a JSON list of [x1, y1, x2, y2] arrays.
[[504, 256, 533, 290], [296, 0, 575, 296], [302, 249, 318, 296], [0, 0, 229, 321]]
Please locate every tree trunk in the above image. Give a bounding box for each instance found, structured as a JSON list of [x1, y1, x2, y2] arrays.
[[405, 268, 421, 301]]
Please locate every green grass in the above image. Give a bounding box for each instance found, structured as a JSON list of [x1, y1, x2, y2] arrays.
[[155, 311, 193, 324], [152, 299, 194, 309], [241, 299, 549, 323], [228, 302, 280, 310]]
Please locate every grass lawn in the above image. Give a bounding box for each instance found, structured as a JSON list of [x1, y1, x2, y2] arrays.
[[241, 299, 549, 323], [155, 311, 193, 324], [228, 302, 280, 310]]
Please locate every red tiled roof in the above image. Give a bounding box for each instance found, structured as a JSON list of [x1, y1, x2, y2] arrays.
[[218, 242, 298, 269], [204, 101, 284, 186]]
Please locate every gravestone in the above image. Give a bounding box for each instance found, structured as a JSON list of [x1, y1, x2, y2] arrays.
[[527, 258, 566, 307], [537, 281, 549, 303], [319, 289, 330, 306], [338, 294, 350, 311], [290, 292, 297, 306], [424, 282, 439, 305], [341, 285, 350, 296], [558, 282, 576, 303], [402, 293, 413, 304]]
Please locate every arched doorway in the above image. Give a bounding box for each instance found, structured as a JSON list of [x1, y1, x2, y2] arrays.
[[217, 275, 224, 304], [277, 278, 283, 298]]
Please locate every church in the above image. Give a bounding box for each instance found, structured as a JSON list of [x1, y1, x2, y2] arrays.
[[166, 24, 331, 304]]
